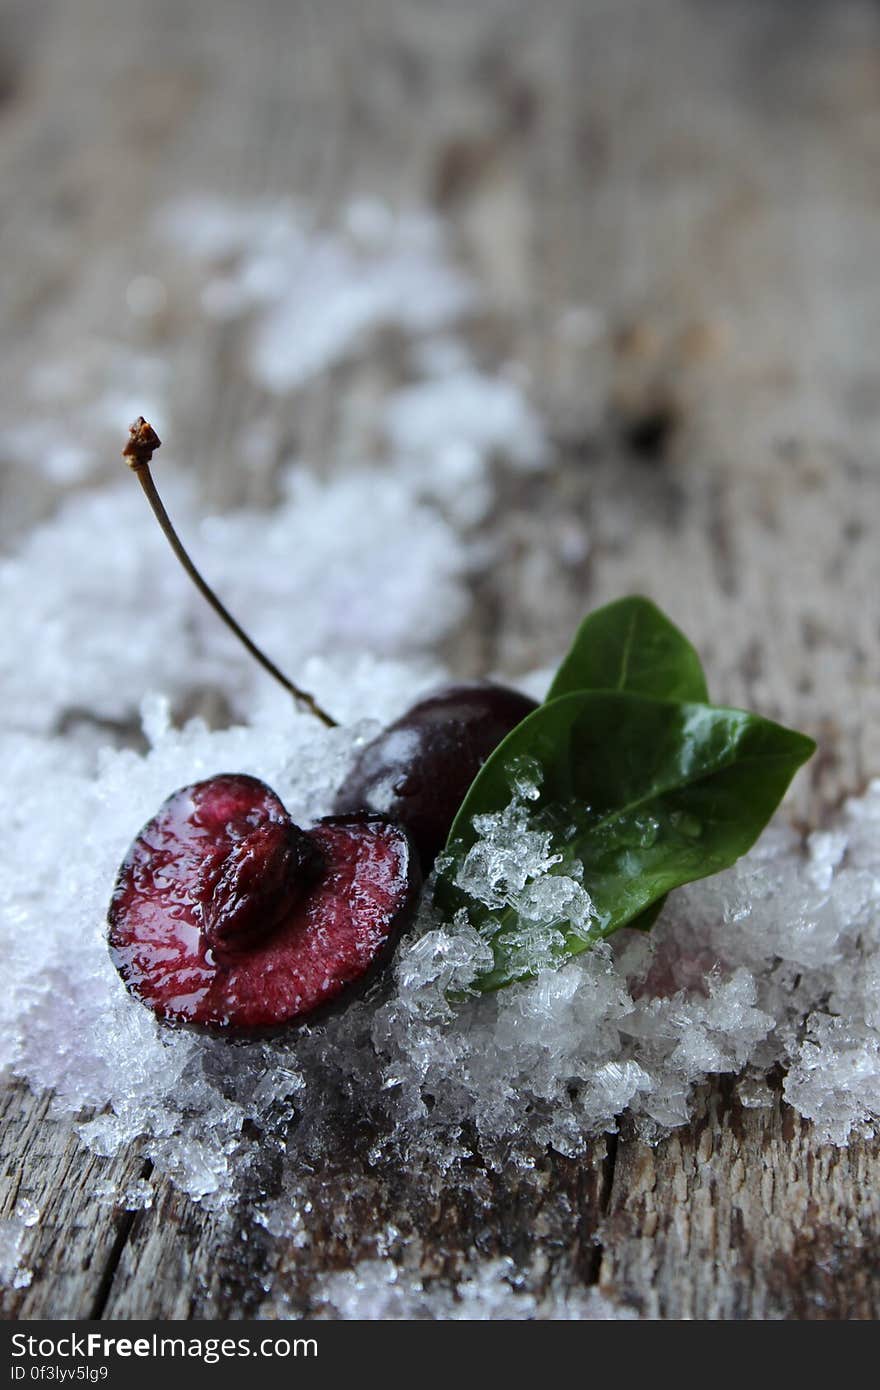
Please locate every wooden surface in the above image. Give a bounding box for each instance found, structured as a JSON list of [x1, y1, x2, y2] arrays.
[[2, 0, 880, 1319]]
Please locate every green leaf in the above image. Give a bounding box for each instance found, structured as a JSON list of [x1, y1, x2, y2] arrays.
[[438, 692, 815, 991], [546, 597, 708, 933], [547, 596, 709, 704], [627, 897, 666, 933]]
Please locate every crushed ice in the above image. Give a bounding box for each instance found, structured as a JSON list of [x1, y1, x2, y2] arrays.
[[311, 1255, 639, 1321], [439, 761, 600, 979], [0, 1201, 39, 1291], [156, 195, 475, 391], [2, 692, 879, 1213]]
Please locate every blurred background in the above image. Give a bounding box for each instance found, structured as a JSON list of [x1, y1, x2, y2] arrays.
[[2, 0, 879, 810]]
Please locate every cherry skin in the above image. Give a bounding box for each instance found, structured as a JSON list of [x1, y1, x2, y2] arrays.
[[333, 683, 538, 872], [108, 774, 421, 1035]]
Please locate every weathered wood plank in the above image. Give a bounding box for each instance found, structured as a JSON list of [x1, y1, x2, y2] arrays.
[[0, 1084, 152, 1320], [602, 1084, 880, 1320], [2, 0, 880, 1320]]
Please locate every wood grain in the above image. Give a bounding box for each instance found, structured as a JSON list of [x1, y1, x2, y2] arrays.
[[2, 0, 879, 1319]]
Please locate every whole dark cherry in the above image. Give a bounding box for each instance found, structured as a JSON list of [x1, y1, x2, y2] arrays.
[[108, 773, 420, 1034], [334, 683, 538, 871]]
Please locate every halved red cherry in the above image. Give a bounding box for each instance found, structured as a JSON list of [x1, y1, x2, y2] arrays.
[[108, 774, 420, 1035]]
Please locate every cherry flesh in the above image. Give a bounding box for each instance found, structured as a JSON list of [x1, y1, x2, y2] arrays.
[[108, 774, 421, 1035], [334, 683, 538, 872]]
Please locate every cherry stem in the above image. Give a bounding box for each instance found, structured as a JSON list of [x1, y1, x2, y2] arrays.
[[123, 418, 338, 729]]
